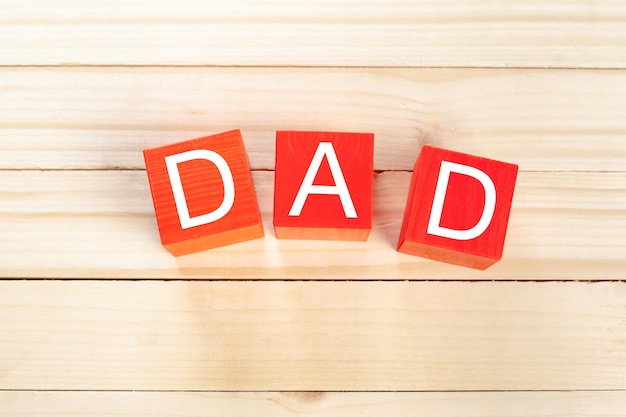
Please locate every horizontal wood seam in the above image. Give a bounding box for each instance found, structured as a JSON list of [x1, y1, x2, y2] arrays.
[[1, 389, 625, 393], [1, 65, 626, 71], [2, 168, 626, 174], [0, 278, 623, 283]]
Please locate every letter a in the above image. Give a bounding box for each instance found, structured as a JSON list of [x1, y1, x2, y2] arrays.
[[289, 142, 357, 218], [273, 131, 374, 241]]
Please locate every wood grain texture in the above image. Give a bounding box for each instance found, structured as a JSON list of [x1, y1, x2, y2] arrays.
[[1, 68, 626, 171], [1, 391, 626, 417], [1, 1, 625, 67], [1, 170, 624, 279], [2, 1, 625, 411], [0, 280, 625, 391]]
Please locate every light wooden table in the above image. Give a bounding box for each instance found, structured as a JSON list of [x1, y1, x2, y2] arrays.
[[1, 1, 625, 415]]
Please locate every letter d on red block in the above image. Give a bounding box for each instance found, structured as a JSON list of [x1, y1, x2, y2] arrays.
[[397, 146, 518, 269], [144, 130, 264, 256]]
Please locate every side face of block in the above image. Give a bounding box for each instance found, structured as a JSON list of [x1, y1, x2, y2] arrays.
[[397, 146, 518, 269], [143, 130, 264, 256], [273, 131, 374, 241]]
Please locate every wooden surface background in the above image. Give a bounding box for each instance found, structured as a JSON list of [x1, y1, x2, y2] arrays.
[[1, 1, 625, 415]]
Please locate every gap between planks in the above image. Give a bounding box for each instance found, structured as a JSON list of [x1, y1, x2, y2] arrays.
[[0, 278, 623, 283], [1, 389, 625, 393], [15, 63, 612, 69]]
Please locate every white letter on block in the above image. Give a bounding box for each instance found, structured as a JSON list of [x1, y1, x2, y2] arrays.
[[165, 150, 235, 229], [289, 142, 357, 218], [427, 160, 496, 240]]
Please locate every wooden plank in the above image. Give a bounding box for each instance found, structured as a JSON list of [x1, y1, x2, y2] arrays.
[[1, 68, 626, 171], [1, 1, 625, 67], [1, 170, 624, 279], [1, 391, 626, 416], [0, 280, 624, 390]]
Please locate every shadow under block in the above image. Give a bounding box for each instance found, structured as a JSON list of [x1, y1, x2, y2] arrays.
[[273, 131, 374, 241], [398, 146, 518, 270], [143, 130, 264, 256]]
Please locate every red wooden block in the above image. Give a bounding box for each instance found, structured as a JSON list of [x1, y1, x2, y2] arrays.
[[273, 131, 374, 241], [397, 146, 518, 269], [143, 130, 264, 256]]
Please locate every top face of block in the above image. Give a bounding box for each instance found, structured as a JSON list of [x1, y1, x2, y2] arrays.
[[273, 131, 374, 234], [399, 145, 518, 263], [143, 130, 262, 248]]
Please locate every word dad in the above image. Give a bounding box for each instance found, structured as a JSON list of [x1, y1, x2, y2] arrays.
[[144, 130, 518, 270]]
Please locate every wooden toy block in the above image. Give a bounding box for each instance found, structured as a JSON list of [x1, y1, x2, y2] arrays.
[[397, 146, 518, 269], [273, 131, 374, 241], [143, 130, 264, 256]]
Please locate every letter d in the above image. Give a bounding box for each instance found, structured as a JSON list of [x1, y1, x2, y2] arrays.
[[427, 161, 496, 240], [165, 150, 235, 229]]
